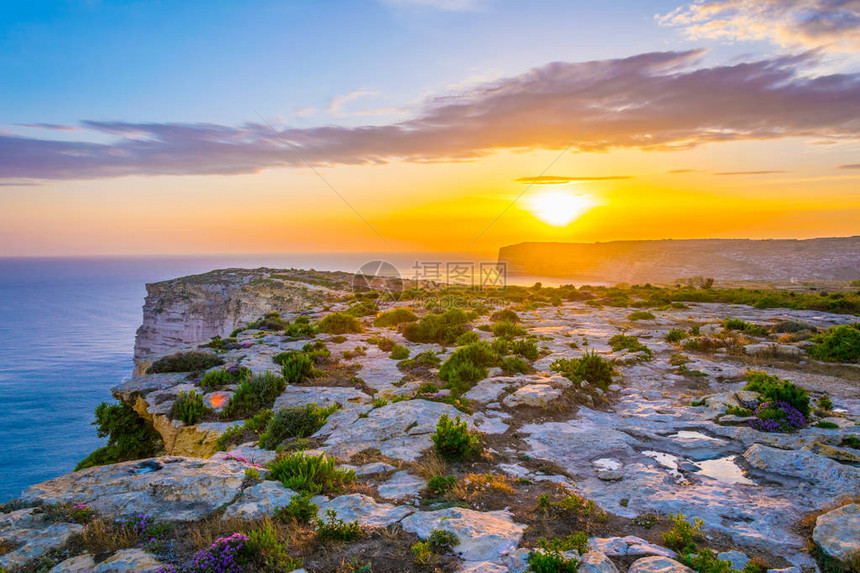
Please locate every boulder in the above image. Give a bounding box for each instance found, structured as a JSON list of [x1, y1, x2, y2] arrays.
[[628, 556, 694, 573], [316, 494, 414, 528], [221, 481, 297, 520], [22, 457, 246, 521], [813, 503, 860, 562], [401, 507, 526, 564], [578, 551, 619, 573], [49, 554, 97, 572], [272, 385, 371, 411], [92, 548, 165, 572], [377, 471, 426, 501], [320, 399, 472, 462], [0, 508, 84, 570], [716, 550, 749, 570], [743, 444, 860, 494], [503, 384, 563, 408]]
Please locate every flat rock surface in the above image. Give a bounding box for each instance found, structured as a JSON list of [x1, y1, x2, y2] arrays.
[[813, 503, 860, 562], [316, 493, 414, 527]]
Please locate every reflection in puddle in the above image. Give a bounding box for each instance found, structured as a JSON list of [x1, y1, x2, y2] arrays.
[[694, 456, 756, 486], [669, 431, 725, 442], [642, 450, 683, 480]]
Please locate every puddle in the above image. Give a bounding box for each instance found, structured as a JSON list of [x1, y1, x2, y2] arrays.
[[668, 431, 724, 442], [133, 460, 163, 475], [642, 450, 682, 477], [593, 458, 622, 471], [693, 456, 757, 486]]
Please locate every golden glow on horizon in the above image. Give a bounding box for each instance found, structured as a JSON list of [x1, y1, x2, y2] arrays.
[[528, 189, 595, 227]]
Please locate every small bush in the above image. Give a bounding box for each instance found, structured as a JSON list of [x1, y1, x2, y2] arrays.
[[439, 342, 499, 394], [245, 520, 304, 571], [75, 402, 161, 471], [501, 356, 530, 375], [455, 331, 481, 346], [401, 309, 470, 344], [682, 548, 734, 573], [432, 414, 480, 460], [316, 509, 362, 541], [258, 403, 339, 450], [550, 350, 614, 389], [275, 351, 317, 384], [216, 409, 273, 451], [491, 308, 520, 323], [427, 474, 457, 495], [274, 492, 318, 524], [744, 371, 810, 417], [147, 351, 223, 374], [412, 541, 434, 564], [373, 308, 419, 327], [628, 311, 655, 321], [772, 320, 814, 334], [222, 372, 286, 420], [389, 344, 410, 360], [723, 318, 769, 337], [172, 391, 211, 425], [268, 451, 355, 494], [662, 513, 703, 552], [511, 339, 539, 360], [808, 323, 860, 363], [815, 421, 839, 429], [428, 528, 459, 548], [817, 395, 833, 411], [724, 405, 752, 417], [316, 312, 363, 334], [493, 320, 526, 339], [199, 366, 251, 390], [666, 329, 688, 343], [397, 350, 441, 373], [608, 334, 652, 357], [528, 549, 579, 573]]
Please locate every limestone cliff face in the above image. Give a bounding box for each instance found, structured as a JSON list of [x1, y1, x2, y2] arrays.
[[133, 268, 354, 372], [498, 236, 860, 283]]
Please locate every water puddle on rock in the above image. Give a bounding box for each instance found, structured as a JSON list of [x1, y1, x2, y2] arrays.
[[668, 431, 724, 442], [693, 456, 757, 486], [642, 450, 683, 480]]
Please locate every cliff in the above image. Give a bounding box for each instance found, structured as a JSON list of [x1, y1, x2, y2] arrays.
[[498, 236, 860, 283], [133, 268, 356, 371]]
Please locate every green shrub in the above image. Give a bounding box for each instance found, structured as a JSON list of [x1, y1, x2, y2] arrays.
[[274, 492, 318, 524], [662, 513, 703, 552], [841, 436, 860, 449], [743, 371, 810, 417], [501, 356, 530, 375], [528, 549, 579, 573], [537, 531, 589, 557], [397, 350, 441, 373], [815, 421, 839, 429], [284, 316, 315, 338], [373, 308, 419, 327], [550, 350, 614, 389], [628, 311, 655, 321], [316, 509, 362, 541], [493, 320, 527, 339], [682, 548, 734, 573], [724, 405, 752, 417], [258, 403, 339, 450], [275, 351, 316, 384], [455, 331, 481, 346], [608, 334, 652, 357], [402, 309, 470, 344], [427, 474, 457, 495], [723, 318, 769, 337], [147, 351, 224, 374], [200, 366, 251, 390], [666, 329, 689, 343], [432, 414, 480, 460], [428, 528, 459, 548], [491, 309, 520, 323], [389, 344, 410, 360], [245, 521, 304, 571], [412, 541, 434, 564], [511, 339, 539, 360], [268, 451, 355, 494], [817, 395, 833, 411], [216, 409, 273, 451], [75, 402, 161, 471], [172, 391, 211, 425], [808, 323, 860, 363], [772, 320, 813, 334], [346, 300, 379, 317], [439, 342, 499, 394], [222, 372, 286, 420], [316, 312, 363, 334]]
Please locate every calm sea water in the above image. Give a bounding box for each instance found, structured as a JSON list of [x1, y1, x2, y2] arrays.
[[0, 252, 510, 501]]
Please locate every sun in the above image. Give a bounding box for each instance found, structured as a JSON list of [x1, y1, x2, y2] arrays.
[[528, 189, 593, 226]]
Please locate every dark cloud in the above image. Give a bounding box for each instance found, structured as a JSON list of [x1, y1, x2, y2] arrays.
[[514, 175, 633, 184], [838, 163, 860, 169], [715, 170, 789, 175], [2, 50, 859, 181]]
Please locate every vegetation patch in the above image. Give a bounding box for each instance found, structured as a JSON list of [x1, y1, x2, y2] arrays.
[[550, 350, 615, 390], [200, 366, 251, 390], [316, 312, 363, 334], [401, 309, 471, 344], [75, 402, 162, 471], [743, 371, 810, 417], [148, 351, 224, 374], [608, 334, 652, 358], [258, 403, 339, 450], [172, 390, 212, 425], [373, 308, 418, 327], [807, 323, 860, 363], [628, 311, 656, 321], [439, 341, 499, 395], [222, 373, 287, 420], [216, 410, 273, 451], [267, 451, 355, 494], [432, 414, 480, 460]]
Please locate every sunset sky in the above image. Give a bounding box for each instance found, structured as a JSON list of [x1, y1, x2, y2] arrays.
[[1, 0, 859, 256]]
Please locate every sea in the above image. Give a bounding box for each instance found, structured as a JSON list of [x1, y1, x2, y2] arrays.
[[0, 252, 520, 502]]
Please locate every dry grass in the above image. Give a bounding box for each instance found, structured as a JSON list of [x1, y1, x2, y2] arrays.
[[450, 473, 516, 504], [411, 451, 448, 480], [0, 540, 17, 557]]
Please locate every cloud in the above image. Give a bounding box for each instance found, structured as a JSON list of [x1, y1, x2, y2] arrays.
[[2, 50, 860, 181], [326, 89, 380, 116], [715, 170, 789, 175], [838, 163, 860, 168], [667, 169, 699, 173], [514, 176, 633, 184], [658, 0, 860, 51]]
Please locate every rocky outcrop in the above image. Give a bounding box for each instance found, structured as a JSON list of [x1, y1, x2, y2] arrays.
[[627, 556, 694, 573], [22, 457, 247, 521], [813, 503, 860, 563], [133, 268, 354, 370], [0, 508, 84, 570]]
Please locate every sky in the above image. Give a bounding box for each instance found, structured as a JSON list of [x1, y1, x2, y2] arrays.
[[1, 0, 859, 256]]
